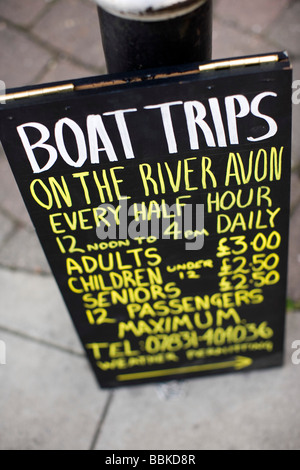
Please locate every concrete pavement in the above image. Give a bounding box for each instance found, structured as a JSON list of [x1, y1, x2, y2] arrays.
[[0, 0, 300, 450]]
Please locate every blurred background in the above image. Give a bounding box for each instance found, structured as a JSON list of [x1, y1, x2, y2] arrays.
[[0, 0, 299, 450]]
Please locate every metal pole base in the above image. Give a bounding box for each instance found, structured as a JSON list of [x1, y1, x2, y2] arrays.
[[98, 0, 212, 74]]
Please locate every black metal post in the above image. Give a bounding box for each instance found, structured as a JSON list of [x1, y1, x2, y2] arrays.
[[95, 0, 212, 74]]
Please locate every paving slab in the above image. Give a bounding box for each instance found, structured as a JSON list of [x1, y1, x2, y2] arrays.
[[32, 0, 106, 71], [0, 212, 14, 247], [288, 203, 300, 303], [0, 226, 51, 274], [267, 1, 300, 57], [214, 0, 291, 34], [291, 60, 300, 168], [212, 18, 277, 61], [290, 172, 300, 212], [0, 0, 53, 28], [0, 25, 53, 89], [0, 145, 34, 227], [94, 312, 300, 451], [36, 57, 95, 85], [0, 267, 81, 353], [0, 329, 109, 450]]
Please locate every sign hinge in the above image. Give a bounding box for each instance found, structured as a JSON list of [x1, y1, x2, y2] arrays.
[[198, 54, 279, 72], [1, 83, 74, 102]]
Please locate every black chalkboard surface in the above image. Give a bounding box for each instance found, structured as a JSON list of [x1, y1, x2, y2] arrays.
[[0, 52, 292, 388]]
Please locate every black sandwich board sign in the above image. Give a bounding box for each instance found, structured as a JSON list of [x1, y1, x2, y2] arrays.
[[0, 52, 292, 388]]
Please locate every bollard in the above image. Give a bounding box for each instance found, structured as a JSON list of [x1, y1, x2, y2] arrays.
[[94, 0, 212, 74]]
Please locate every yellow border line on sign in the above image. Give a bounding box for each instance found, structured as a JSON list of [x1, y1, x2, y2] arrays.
[[116, 356, 253, 382]]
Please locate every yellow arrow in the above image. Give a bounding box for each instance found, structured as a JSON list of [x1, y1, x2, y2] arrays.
[[116, 356, 253, 382]]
